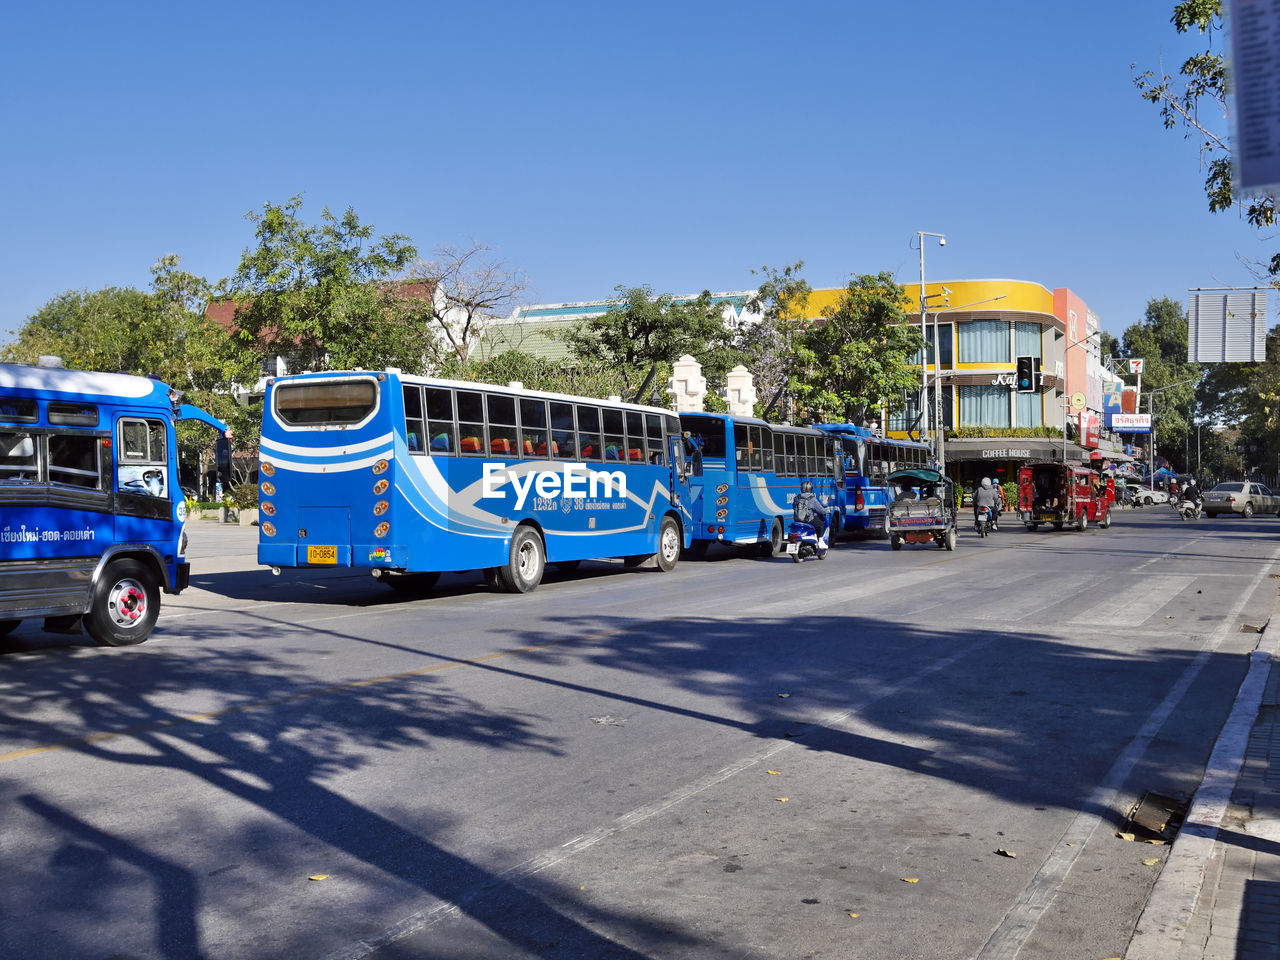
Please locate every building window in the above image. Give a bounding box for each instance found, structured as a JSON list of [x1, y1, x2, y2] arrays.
[[1014, 321, 1041, 360], [1016, 391, 1042, 428], [958, 385, 1011, 428], [958, 320, 1010, 363]]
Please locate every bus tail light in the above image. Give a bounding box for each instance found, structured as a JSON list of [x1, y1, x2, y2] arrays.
[[372, 459, 389, 475], [854, 488, 865, 511], [261, 481, 276, 496], [260, 461, 276, 477], [261, 501, 276, 516], [373, 479, 389, 495], [374, 522, 390, 538], [374, 500, 389, 516], [261, 521, 276, 537]]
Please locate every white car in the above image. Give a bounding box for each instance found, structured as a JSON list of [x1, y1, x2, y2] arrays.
[[1128, 484, 1169, 505]]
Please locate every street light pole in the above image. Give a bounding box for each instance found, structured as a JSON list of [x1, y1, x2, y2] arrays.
[[915, 231, 945, 448]]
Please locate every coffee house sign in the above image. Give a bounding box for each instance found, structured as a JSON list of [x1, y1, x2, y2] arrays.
[[980, 446, 1034, 459], [991, 374, 1016, 387]]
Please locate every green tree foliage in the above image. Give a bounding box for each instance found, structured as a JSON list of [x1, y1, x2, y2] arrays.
[[790, 273, 925, 425], [1134, 2, 1278, 270], [1114, 297, 1202, 466], [564, 285, 740, 403], [742, 262, 809, 418], [445, 350, 633, 400], [219, 195, 434, 373]]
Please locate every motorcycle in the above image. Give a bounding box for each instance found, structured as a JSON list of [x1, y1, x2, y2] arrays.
[[785, 520, 827, 562], [1177, 498, 1202, 520], [975, 504, 994, 537]]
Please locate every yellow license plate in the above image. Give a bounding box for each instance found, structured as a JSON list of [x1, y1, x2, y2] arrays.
[[307, 545, 338, 564]]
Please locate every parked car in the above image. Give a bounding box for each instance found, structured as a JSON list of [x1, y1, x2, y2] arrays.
[[1203, 481, 1280, 518], [1127, 483, 1169, 506]]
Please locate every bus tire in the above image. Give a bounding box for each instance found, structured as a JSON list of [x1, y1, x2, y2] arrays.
[[656, 516, 681, 572], [763, 518, 783, 557], [85, 559, 160, 646], [385, 572, 440, 594], [0, 620, 19, 638], [494, 526, 544, 594]]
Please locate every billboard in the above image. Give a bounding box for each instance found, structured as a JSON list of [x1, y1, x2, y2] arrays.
[[1188, 289, 1267, 362]]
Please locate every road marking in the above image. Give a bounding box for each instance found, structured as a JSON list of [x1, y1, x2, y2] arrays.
[[1073, 575, 1196, 627], [317, 633, 998, 960], [974, 543, 1280, 960]]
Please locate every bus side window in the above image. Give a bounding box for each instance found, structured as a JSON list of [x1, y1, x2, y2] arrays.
[[577, 405, 602, 460], [50, 433, 103, 490], [425, 387, 455, 454], [625, 411, 644, 462], [404, 385, 425, 454], [487, 394, 519, 456], [602, 408, 624, 460], [520, 398, 548, 457], [550, 402, 576, 459], [759, 426, 774, 473], [456, 391, 485, 455], [0, 431, 37, 481], [784, 434, 797, 476], [645, 414, 665, 465], [804, 435, 817, 476], [773, 432, 785, 474]]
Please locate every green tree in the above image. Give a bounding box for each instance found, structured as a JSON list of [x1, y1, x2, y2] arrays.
[[1134, 2, 1278, 271], [790, 273, 925, 425], [741, 262, 809, 419], [219, 195, 433, 373], [1115, 297, 1203, 468], [564, 285, 739, 403], [445, 350, 632, 400]]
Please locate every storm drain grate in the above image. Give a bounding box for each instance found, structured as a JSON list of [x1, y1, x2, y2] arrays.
[[1118, 791, 1188, 844]]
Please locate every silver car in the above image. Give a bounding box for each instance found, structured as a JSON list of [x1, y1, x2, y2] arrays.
[[1203, 481, 1280, 518]]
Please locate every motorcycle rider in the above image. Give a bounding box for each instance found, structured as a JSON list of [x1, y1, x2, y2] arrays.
[[974, 477, 999, 531], [1183, 477, 1203, 515], [793, 480, 830, 549]]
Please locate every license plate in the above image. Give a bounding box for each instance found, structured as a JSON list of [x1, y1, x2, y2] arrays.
[[307, 545, 338, 564], [785, 542, 799, 555]]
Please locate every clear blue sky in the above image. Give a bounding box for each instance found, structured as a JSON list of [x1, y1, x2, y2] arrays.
[[0, 1, 1266, 344]]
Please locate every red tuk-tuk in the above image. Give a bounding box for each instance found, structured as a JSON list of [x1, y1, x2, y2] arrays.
[[1018, 461, 1114, 531]]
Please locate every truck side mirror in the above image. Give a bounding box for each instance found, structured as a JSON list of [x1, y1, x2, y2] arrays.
[[215, 436, 232, 482]]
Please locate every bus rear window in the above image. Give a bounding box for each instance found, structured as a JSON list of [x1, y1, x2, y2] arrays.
[[275, 381, 377, 425]]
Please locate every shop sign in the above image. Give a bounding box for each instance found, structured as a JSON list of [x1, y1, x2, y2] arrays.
[[990, 374, 1016, 387], [980, 447, 1034, 459]]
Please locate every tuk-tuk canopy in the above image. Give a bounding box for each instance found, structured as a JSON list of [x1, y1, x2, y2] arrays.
[[888, 468, 950, 486]]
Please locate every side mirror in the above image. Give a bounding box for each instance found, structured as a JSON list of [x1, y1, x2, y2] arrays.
[[215, 436, 232, 482]]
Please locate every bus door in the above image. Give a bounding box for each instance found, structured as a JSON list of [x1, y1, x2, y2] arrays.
[[114, 414, 177, 543], [669, 433, 694, 547]]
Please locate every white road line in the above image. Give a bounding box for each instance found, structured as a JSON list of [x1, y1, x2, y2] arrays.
[[974, 544, 1280, 960]]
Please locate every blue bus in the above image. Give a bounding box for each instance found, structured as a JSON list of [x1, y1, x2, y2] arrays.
[[815, 424, 932, 535], [679, 413, 844, 555], [257, 371, 694, 593], [0, 358, 231, 645]]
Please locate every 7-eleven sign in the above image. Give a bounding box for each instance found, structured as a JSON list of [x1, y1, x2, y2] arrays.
[[1129, 358, 1145, 375]]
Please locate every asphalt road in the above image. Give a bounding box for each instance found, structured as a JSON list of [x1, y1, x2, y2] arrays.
[[1, 505, 1277, 960]]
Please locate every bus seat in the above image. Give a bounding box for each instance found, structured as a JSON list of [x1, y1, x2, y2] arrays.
[[580, 445, 594, 458], [605, 445, 620, 460], [430, 433, 451, 451], [407, 432, 422, 452], [536, 441, 558, 456], [490, 438, 512, 454], [627, 448, 643, 461], [460, 436, 481, 453], [523, 439, 535, 455]]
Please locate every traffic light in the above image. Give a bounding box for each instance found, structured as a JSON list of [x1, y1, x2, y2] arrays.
[[1016, 355, 1036, 393]]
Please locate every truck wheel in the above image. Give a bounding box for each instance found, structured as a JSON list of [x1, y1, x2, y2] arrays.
[[1099, 509, 1112, 529], [85, 559, 160, 646], [943, 527, 956, 551], [1077, 512, 1087, 532], [494, 525, 545, 594]]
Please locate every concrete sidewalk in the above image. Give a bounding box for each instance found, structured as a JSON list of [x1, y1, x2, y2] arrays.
[[1127, 618, 1280, 959]]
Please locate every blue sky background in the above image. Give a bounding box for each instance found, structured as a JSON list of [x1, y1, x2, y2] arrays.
[[0, 1, 1267, 343]]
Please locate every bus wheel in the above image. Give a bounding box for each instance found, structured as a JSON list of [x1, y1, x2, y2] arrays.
[[0, 620, 19, 638], [656, 516, 681, 572], [385, 572, 440, 594], [85, 559, 160, 646], [495, 526, 544, 594], [762, 518, 783, 557]]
